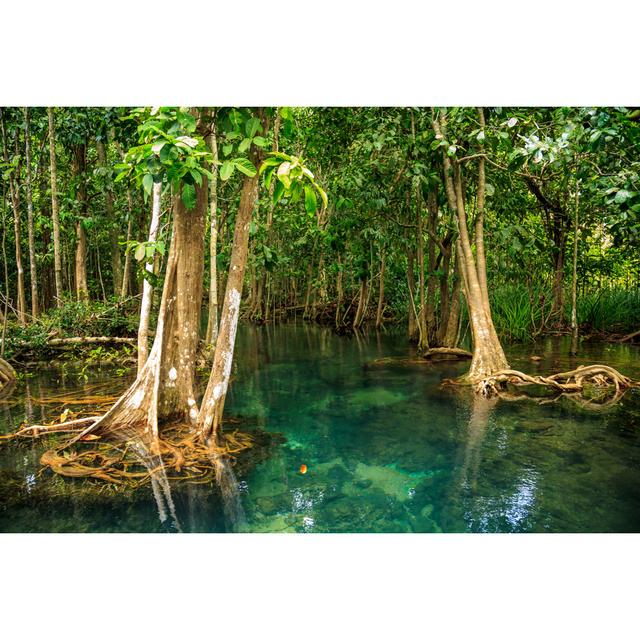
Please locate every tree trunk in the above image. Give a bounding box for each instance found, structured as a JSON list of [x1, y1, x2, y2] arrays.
[[96, 139, 121, 297], [376, 247, 385, 328], [23, 108, 39, 318], [441, 248, 462, 349], [137, 181, 162, 372], [120, 195, 133, 299], [353, 277, 368, 330], [416, 189, 428, 351], [72, 143, 89, 301], [197, 143, 262, 442], [407, 249, 418, 341], [425, 190, 438, 342], [0, 109, 27, 325], [47, 108, 64, 307], [76, 178, 207, 441], [335, 253, 343, 329], [570, 179, 579, 356], [205, 113, 219, 346], [433, 110, 508, 382]]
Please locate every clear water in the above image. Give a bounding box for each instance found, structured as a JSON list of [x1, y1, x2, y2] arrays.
[[1, 324, 640, 533]]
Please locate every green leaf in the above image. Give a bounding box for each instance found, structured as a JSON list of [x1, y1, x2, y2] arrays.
[[239, 137, 252, 153], [253, 136, 268, 148], [233, 157, 257, 178], [175, 135, 198, 148], [245, 117, 261, 138], [615, 189, 632, 204], [182, 183, 196, 210], [142, 173, 154, 195], [485, 182, 495, 197], [223, 144, 233, 156], [273, 181, 285, 205], [304, 185, 317, 215], [134, 244, 146, 262], [264, 166, 275, 190], [220, 161, 234, 181], [259, 156, 281, 173]]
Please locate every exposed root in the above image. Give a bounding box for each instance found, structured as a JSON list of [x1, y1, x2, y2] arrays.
[[1, 413, 255, 487], [475, 364, 638, 404], [0, 357, 16, 397]]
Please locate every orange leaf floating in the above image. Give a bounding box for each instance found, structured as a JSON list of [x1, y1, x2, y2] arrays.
[[299, 464, 308, 474]]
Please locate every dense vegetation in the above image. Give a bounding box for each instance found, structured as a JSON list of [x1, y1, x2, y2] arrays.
[[1, 107, 638, 359]]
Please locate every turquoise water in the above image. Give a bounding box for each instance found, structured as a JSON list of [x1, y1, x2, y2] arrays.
[[1, 324, 640, 532]]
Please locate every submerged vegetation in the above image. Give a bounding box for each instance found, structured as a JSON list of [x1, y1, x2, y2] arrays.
[[0, 105, 639, 526]]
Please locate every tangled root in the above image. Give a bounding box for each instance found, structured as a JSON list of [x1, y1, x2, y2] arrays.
[[476, 364, 638, 404], [2, 414, 255, 486]]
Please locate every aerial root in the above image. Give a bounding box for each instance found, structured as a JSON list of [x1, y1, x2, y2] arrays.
[[475, 364, 638, 403]]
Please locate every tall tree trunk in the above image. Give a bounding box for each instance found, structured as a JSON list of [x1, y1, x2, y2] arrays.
[[474, 108, 491, 319], [353, 277, 368, 330], [205, 112, 219, 346], [47, 108, 64, 307], [197, 142, 262, 442], [570, 178, 580, 356], [78, 179, 207, 440], [96, 139, 121, 297], [433, 110, 508, 382], [425, 190, 438, 342], [72, 143, 89, 301], [23, 107, 39, 318], [441, 248, 463, 348], [120, 192, 133, 299], [407, 249, 418, 341], [416, 189, 428, 351], [137, 181, 162, 371], [0, 110, 27, 325], [376, 247, 385, 328], [335, 252, 344, 329], [1, 193, 9, 356]]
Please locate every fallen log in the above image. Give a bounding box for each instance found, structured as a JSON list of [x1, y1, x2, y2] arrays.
[[0, 357, 17, 396], [46, 336, 136, 346], [423, 347, 473, 360], [618, 328, 640, 343]]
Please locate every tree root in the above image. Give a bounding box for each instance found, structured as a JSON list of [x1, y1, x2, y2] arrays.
[[1, 416, 255, 487], [475, 364, 638, 403], [0, 357, 16, 397]]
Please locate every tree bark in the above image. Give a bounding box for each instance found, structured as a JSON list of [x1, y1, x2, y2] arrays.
[[75, 178, 208, 441], [197, 141, 262, 442], [47, 108, 64, 307], [570, 178, 579, 356], [96, 139, 121, 297], [137, 181, 162, 372], [375, 247, 385, 328], [205, 112, 219, 346], [72, 143, 89, 301], [23, 107, 39, 318], [416, 187, 428, 351], [432, 110, 508, 382], [120, 196, 133, 299], [0, 109, 27, 325]]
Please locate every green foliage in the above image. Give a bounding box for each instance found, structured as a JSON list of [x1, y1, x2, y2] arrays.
[[114, 107, 213, 209]]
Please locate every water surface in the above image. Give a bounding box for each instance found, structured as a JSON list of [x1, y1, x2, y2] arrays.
[[1, 324, 639, 533]]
